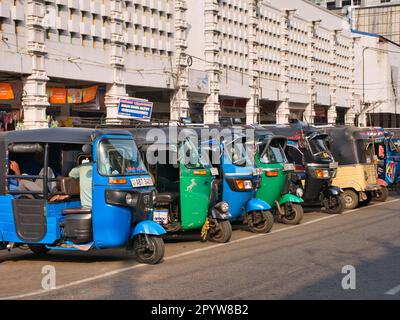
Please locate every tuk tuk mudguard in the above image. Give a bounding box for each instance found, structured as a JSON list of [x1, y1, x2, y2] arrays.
[[377, 179, 388, 187], [132, 220, 167, 238], [278, 194, 304, 206], [245, 198, 271, 213], [324, 186, 343, 197]]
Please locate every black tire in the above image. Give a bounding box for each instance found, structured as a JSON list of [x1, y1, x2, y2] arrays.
[[28, 245, 50, 255], [248, 211, 274, 233], [281, 203, 304, 225], [208, 220, 232, 243], [342, 190, 359, 210], [373, 187, 389, 202], [396, 183, 400, 195], [359, 192, 373, 207], [134, 235, 164, 265], [325, 195, 346, 214], [0, 242, 7, 250]]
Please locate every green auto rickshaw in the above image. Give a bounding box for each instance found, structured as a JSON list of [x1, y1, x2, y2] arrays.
[[254, 128, 304, 225], [131, 128, 232, 243]]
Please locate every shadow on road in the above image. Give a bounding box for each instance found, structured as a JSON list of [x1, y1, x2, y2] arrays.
[[283, 237, 400, 300]]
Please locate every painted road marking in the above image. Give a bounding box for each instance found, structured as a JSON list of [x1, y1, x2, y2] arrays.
[[1, 199, 399, 300], [385, 284, 400, 296]]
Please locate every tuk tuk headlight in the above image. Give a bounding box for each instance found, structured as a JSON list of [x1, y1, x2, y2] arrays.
[[235, 179, 253, 190], [219, 201, 229, 213], [126, 193, 134, 206], [296, 188, 304, 198], [314, 169, 330, 179], [152, 190, 157, 202]]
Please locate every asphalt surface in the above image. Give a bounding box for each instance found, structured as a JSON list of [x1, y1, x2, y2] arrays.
[[1, 195, 400, 300]]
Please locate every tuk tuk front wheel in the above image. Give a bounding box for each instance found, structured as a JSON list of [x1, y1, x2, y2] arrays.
[[28, 245, 50, 255], [281, 203, 304, 225], [342, 190, 359, 210], [133, 235, 165, 265], [208, 219, 232, 243], [373, 187, 389, 202], [248, 211, 274, 234], [325, 195, 346, 214]]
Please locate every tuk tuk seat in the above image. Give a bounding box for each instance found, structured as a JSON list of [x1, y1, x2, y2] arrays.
[[156, 192, 179, 204], [62, 208, 92, 215], [59, 177, 80, 196]]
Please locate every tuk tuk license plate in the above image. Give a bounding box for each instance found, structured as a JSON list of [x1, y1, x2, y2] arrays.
[[153, 210, 169, 225], [130, 177, 153, 188], [253, 168, 263, 176], [284, 163, 295, 171], [329, 162, 339, 169], [210, 167, 219, 176]]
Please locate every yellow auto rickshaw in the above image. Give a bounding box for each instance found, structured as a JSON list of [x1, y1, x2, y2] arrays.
[[321, 127, 389, 209]]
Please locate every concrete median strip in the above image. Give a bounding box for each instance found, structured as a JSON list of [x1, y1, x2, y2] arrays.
[[1, 199, 399, 300]]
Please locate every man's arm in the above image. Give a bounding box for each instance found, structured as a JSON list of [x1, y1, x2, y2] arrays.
[[69, 166, 80, 179]]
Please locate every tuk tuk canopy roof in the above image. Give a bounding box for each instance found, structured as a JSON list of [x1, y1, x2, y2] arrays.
[[0, 128, 132, 145], [128, 127, 201, 148], [263, 123, 320, 141], [320, 126, 384, 165]]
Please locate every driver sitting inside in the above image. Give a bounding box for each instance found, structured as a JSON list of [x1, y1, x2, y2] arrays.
[[68, 155, 93, 209]]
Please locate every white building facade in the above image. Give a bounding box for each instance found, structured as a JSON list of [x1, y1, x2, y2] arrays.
[[0, 0, 359, 129]]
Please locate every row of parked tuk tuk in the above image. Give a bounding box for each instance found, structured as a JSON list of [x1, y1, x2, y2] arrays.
[[0, 121, 399, 265]]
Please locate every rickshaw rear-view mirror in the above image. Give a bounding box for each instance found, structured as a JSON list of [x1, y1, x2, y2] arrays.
[[82, 144, 92, 156]]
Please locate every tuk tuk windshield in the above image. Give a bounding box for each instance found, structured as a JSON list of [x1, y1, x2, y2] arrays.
[[180, 138, 208, 169], [309, 137, 330, 155], [98, 138, 147, 176], [259, 141, 287, 164], [225, 139, 255, 167]]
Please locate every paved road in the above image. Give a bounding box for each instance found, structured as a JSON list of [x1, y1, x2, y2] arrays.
[[1, 196, 400, 300]]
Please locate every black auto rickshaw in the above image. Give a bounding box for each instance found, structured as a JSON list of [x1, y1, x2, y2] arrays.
[[265, 121, 345, 214]]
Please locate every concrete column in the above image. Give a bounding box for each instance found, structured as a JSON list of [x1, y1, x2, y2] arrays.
[[204, 0, 221, 125], [304, 20, 320, 125], [276, 9, 295, 125], [22, 0, 49, 129], [346, 37, 357, 125], [105, 0, 127, 124], [246, 0, 260, 125], [328, 29, 341, 125], [170, 0, 190, 121]]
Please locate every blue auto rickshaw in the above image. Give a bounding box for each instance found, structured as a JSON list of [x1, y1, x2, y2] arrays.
[[375, 129, 400, 195], [0, 128, 166, 264], [206, 132, 274, 233]]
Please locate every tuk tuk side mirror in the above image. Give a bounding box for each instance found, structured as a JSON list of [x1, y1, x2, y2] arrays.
[[82, 144, 92, 156]]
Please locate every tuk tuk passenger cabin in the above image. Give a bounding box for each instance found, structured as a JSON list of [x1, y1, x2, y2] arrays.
[[0, 128, 165, 264]]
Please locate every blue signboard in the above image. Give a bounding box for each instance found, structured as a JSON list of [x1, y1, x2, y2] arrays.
[[117, 98, 153, 121]]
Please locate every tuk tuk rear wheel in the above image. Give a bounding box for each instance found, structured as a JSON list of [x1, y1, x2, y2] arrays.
[[248, 211, 274, 234], [133, 235, 165, 265], [281, 204, 304, 225], [28, 245, 50, 255], [342, 190, 359, 210], [396, 183, 400, 195], [208, 220, 232, 243], [373, 187, 389, 202]]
